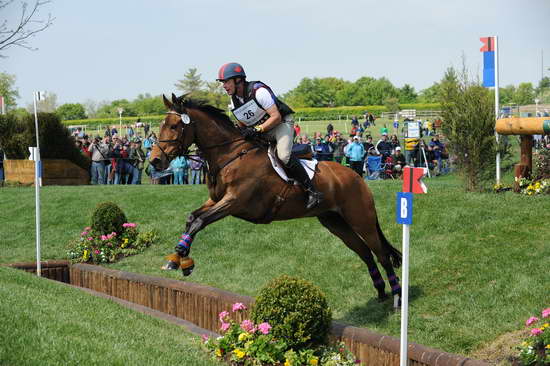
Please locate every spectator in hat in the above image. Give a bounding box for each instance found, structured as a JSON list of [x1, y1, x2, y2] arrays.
[[392, 147, 406, 177], [332, 133, 347, 164], [375, 133, 393, 161]]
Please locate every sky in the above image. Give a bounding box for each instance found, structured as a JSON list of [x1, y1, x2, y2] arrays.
[[2, 0, 550, 107]]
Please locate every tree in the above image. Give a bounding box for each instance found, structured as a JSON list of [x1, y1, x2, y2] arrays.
[[0, 71, 19, 110], [0, 0, 54, 58], [418, 82, 441, 103], [499, 85, 516, 105], [174, 67, 204, 96], [398, 84, 417, 103], [383, 97, 400, 113], [440, 66, 509, 191], [56, 103, 87, 120], [204, 81, 229, 110], [513, 82, 535, 105]]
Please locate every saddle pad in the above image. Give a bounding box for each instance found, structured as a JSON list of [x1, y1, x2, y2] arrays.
[[268, 146, 318, 183]]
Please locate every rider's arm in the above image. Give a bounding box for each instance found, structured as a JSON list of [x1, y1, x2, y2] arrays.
[[254, 87, 282, 133]]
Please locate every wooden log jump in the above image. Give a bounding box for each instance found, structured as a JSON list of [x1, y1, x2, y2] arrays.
[[495, 117, 550, 191]]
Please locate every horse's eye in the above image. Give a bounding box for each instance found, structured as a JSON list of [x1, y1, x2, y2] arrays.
[[170, 125, 178, 130]]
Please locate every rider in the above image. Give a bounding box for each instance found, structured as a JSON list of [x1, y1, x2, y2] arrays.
[[216, 62, 323, 209]]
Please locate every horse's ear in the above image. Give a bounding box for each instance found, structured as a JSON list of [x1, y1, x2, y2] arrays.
[[171, 93, 178, 104], [162, 94, 173, 110]]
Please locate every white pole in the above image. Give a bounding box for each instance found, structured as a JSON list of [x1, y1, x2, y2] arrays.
[[494, 36, 501, 185], [33, 92, 41, 277], [400, 223, 410, 366]]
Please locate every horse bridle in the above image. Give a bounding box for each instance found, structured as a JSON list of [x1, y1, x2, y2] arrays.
[[155, 109, 247, 162]]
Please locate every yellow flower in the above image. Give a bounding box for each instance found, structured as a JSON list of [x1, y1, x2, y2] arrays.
[[233, 348, 246, 359], [215, 348, 222, 357], [238, 332, 249, 342], [83, 250, 89, 260], [284, 360, 292, 366], [522, 341, 528, 347], [309, 358, 319, 365], [546, 344, 550, 349]]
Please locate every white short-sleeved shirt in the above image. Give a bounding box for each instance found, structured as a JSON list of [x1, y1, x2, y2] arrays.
[[236, 87, 275, 110]]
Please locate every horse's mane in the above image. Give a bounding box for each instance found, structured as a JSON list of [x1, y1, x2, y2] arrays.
[[174, 95, 238, 132]]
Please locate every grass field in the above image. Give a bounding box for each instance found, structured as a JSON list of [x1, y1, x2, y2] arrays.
[[1, 172, 548, 362]]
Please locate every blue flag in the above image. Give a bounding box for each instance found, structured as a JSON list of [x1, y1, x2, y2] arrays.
[[483, 51, 495, 87]]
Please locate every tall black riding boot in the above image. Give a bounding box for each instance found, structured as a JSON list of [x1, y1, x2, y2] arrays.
[[285, 156, 323, 209]]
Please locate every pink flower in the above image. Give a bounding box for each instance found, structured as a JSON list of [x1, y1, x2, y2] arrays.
[[526, 316, 539, 326], [123, 223, 137, 228], [201, 334, 209, 343], [530, 328, 543, 336], [218, 311, 229, 322], [101, 235, 107, 241], [257, 322, 271, 335], [220, 322, 230, 332], [85, 226, 91, 231], [81, 231, 88, 237], [94, 250, 100, 255], [240, 319, 255, 333], [542, 308, 550, 318], [232, 302, 247, 312], [87, 237, 93, 241]]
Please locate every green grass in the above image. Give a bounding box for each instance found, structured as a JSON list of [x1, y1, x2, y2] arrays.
[[0, 266, 219, 366], [0, 173, 548, 358]]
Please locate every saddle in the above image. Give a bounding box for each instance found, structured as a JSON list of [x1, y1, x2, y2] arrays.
[[268, 144, 318, 183]]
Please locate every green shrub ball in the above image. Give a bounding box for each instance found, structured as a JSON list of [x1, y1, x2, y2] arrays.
[[251, 275, 332, 349], [91, 202, 127, 235]]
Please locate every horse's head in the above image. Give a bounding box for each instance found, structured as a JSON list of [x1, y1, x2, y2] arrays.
[[150, 93, 196, 171]]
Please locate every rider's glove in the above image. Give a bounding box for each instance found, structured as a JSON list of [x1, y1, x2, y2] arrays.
[[241, 126, 260, 139]]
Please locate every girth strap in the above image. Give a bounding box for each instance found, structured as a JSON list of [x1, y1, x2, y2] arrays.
[[208, 145, 260, 186]]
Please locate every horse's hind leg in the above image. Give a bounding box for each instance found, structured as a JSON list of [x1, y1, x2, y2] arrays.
[[317, 212, 388, 301], [341, 209, 402, 306]]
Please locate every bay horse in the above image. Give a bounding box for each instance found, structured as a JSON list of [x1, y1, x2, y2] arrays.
[[150, 94, 403, 305]]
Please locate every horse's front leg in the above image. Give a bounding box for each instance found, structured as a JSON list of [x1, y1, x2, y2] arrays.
[[185, 199, 216, 232], [165, 197, 235, 276]]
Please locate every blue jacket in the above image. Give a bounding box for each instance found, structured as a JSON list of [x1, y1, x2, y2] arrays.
[[170, 156, 188, 172], [346, 142, 365, 162]]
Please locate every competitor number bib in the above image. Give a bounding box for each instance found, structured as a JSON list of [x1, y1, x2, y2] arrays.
[[232, 99, 267, 126]]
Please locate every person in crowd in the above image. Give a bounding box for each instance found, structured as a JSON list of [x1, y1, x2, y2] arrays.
[[351, 115, 359, 127], [129, 139, 146, 184], [363, 113, 370, 129], [379, 124, 389, 136], [0, 145, 4, 187], [216, 61, 322, 209], [375, 133, 393, 161], [350, 124, 358, 137], [404, 135, 419, 166], [414, 140, 435, 170], [313, 137, 331, 161], [89, 136, 110, 184], [143, 123, 150, 136], [326, 123, 334, 137], [299, 134, 311, 145], [171, 155, 189, 185], [392, 146, 406, 177], [429, 134, 446, 174], [362, 135, 375, 155], [127, 125, 135, 139], [390, 134, 400, 151], [345, 136, 365, 177], [111, 126, 118, 137], [294, 123, 301, 142], [332, 133, 347, 164], [104, 126, 111, 137], [189, 155, 203, 184], [369, 113, 375, 126]]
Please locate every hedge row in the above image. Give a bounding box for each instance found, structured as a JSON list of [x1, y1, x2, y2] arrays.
[[62, 103, 441, 126]]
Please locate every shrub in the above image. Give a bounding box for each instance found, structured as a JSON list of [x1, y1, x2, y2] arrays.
[[251, 275, 332, 349], [91, 202, 127, 236], [516, 308, 550, 366]]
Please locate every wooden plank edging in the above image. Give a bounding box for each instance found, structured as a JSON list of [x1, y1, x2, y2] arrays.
[[4, 262, 491, 366]]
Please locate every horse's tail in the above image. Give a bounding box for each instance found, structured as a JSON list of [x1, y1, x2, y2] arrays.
[[376, 220, 402, 268]]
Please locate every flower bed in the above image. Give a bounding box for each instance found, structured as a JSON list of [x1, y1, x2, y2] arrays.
[[67, 223, 157, 264], [516, 308, 550, 366]]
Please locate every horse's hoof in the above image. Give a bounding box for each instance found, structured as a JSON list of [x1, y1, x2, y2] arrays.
[[377, 293, 389, 303], [162, 253, 182, 270], [180, 257, 195, 277]]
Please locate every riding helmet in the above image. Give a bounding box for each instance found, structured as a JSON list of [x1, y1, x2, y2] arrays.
[[217, 62, 246, 81]]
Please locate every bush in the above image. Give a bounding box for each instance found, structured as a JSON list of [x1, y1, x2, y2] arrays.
[[0, 112, 90, 170], [251, 275, 332, 349], [91, 202, 127, 236]]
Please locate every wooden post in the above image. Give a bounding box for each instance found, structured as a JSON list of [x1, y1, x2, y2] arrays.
[[513, 135, 533, 192]]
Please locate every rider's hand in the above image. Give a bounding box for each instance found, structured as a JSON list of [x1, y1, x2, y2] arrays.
[[241, 127, 258, 140]]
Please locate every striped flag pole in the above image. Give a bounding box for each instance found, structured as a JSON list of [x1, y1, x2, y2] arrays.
[[33, 91, 45, 277], [480, 36, 500, 184]]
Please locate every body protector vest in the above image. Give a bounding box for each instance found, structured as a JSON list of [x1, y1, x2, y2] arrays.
[[231, 81, 294, 126]]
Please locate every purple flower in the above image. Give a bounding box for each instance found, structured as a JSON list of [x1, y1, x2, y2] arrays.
[[257, 322, 271, 335], [240, 319, 255, 333], [526, 316, 539, 326], [232, 302, 247, 312]]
